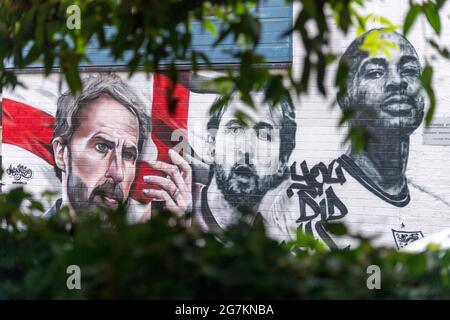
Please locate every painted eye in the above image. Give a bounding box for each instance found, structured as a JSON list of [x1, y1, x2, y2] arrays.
[[123, 151, 137, 162], [229, 126, 243, 134], [402, 68, 419, 77], [95, 143, 110, 153], [366, 70, 384, 79], [256, 128, 272, 141]]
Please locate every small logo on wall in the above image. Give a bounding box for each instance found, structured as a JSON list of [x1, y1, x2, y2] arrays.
[[392, 229, 424, 249], [6, 164, 33, 184]]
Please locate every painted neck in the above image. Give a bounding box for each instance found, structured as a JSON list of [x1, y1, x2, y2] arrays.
[[347, 133, 409, 196], [61, 176, 77, 220]]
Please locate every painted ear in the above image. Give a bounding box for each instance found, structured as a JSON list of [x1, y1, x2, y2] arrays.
[[337, 90, 350, 110], [280, 152, 289, 165], [204, 132, 215, 165], [52, 137, 67, 174]]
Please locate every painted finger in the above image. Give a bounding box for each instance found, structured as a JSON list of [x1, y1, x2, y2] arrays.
[[143, 182, 187, 210], [169, 149, 192, 189], [144, 175, 177, 196], [142, 189, 178, 211], [143, 189, 183, 216], [148, 160, 186, 193]]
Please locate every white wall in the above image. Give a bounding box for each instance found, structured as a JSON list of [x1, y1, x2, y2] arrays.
[[2, 0, 450, 248]]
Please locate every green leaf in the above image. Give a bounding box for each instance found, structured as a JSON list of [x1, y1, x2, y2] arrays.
[[234, 110, 249, 128], [300, 56, 311, 93], [403, 5, 421, 35], [202, 19, 217, 37], [324, 223, 348, 236], [360, 30, 399, 58], [213, 26, 231, 47], [429, 38, 450, 59], [421, 64, 436, 125], [421, 64, 433, 88], [339, 108, 355, 126], [63, 62, 82, 93], [22, 44, 41, 67], [316, 53, 326, 96], [423, 2, 441, 34]]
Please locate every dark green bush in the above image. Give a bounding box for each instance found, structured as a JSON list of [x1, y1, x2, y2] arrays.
[[0, 187, 449, 299]]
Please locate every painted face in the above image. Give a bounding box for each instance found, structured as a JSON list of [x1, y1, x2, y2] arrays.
[[212, 94, 286, 208], [350, 32, 424, 136], [65, 95, 140, 212]]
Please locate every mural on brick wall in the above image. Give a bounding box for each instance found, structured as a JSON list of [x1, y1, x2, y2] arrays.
[[46, 74, 150, 217], [265, 29, 450, 249], [336, 29, 427, 248], [3, 29, 450, 249], [338, 29, 424, 207], [190, 93, 297, 232]]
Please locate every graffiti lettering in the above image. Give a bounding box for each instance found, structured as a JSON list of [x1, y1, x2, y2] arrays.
[[287, 160, 348, 247], [6, 164, 33, 182]]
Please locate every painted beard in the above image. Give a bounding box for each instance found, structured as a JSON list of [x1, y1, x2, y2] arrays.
[[214, 162, 286, 211], [66, 167, 126, 214]]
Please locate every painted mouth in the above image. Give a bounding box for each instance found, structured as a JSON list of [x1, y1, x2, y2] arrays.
[[99, 194, 120, 209], [230, 165, 258, 186], [233, 165, 255, 177], [381, 95, 416, 114]]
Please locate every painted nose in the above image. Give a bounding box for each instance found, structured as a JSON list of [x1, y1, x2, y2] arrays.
[[243, 131, 256, 165], [235, 149, 255, 166], [244, 152, 253, 165], [105, 152, 124, 183], [386, 68, 408, 92]]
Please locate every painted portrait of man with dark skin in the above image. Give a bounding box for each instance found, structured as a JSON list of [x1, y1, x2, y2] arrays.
[[337, 29, 424, 205]]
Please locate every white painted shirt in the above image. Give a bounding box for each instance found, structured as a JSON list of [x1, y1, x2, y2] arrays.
[[262, 155, 450, 249]]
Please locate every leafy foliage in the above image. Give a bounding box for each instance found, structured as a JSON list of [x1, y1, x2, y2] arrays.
[[0, 0, 447, 150], [1, 0, 450, 299], [1, 188, 449, 299]]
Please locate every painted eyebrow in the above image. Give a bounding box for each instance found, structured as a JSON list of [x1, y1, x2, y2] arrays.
[[225, 119, 242, 127], [93, 135, 138, 154], [400, 55, 420, 66], [360, 58, 388, 71], [254, 122, 274, 130], [123, 145, 138, 156]]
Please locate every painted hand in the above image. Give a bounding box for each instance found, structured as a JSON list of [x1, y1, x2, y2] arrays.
[[258, 179, 298, 243], [142, 149, 193, 226]]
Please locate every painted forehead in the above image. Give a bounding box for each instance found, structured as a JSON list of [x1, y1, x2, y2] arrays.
[[383, 32, 418, 55], [358, 33, 419, 66], [78, 97, 140, 138], [220, 94, 283, 126]]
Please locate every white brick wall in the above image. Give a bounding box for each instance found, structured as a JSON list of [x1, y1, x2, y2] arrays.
[[290, 0, 450, 203], [2, 0, 450, 248]]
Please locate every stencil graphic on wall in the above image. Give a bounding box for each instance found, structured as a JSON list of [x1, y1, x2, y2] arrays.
[[392, 229, 424, 249]]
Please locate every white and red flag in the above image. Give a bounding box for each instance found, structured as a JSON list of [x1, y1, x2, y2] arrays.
[[2, 72, 215, 218]]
